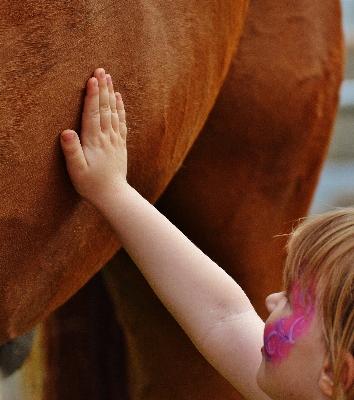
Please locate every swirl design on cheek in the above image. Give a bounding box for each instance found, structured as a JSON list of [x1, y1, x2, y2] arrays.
[[263, 283, 315, 363], [264, 316, 307, 362]]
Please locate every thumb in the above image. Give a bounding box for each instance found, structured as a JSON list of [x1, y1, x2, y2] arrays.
[[60, 130, 87, 177]]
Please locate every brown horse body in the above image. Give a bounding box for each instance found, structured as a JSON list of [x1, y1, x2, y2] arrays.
[[0, 0, 247, 341], [0, 0, 344, 398]]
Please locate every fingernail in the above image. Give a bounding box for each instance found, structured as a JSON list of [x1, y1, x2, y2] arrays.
[[100, 69, 105, 79], [116, 92, 122, 101], [93, 78, 98, 87], [61, 132, 76, 142], [106, 75, 112, 85]]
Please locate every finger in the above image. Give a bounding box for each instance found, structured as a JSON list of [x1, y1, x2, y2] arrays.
[[107, 74, 119, 134], [60, 130, 87, 177], [93, 68, 111, 134], [81, 77, 100, 145], [116, 92, 127, 141]]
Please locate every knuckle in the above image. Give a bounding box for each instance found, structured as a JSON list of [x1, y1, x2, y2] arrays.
[[66, 144, 82, 158], [84, 108, 100, 119], [100, 103, 111, 114]]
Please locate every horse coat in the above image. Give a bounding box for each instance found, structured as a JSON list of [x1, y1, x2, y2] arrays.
[[0, 0, 344, 398]]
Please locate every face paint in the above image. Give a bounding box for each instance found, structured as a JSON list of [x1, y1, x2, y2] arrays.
[[263, 282, 315, 363]]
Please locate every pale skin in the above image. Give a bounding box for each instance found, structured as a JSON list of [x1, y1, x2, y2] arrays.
[[60, 68, 338, 399]]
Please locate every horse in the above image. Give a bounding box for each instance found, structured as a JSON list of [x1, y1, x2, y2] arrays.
[[0, 0, 344, 398]]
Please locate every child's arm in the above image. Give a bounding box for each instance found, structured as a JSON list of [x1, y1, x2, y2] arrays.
[[60, 69, 269, 400]]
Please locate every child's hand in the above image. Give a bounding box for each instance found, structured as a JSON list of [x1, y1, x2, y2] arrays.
[[60, 68, 128, 206]]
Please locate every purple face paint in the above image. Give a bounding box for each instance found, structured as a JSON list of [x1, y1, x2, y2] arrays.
[[263, 282, 315, 363]]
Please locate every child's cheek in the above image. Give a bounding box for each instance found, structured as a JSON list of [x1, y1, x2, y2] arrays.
[[263, 285, 315, 363]]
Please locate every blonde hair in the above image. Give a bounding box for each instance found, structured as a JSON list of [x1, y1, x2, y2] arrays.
[[283, 208, 354, 400]]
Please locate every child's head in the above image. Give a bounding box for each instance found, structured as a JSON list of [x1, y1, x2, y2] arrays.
[[284, 208, 354, 399]]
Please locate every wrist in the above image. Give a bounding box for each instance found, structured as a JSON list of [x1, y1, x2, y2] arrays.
[[89, 179, 133, 216]]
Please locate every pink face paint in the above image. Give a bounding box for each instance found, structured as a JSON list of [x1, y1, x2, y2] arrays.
[[263, 282, 315, 363]]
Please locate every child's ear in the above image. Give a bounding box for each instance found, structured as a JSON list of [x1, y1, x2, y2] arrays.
[[342, 351, 354, 392], [318, 352, 354, 397], [318, 354, 333, 397]]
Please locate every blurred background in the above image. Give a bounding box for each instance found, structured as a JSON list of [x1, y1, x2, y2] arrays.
[[310, 0, 354, 214]]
